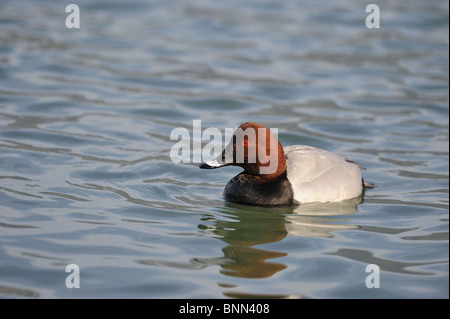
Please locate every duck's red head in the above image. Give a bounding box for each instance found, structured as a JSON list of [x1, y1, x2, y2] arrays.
[[200, 122, 286, 182]]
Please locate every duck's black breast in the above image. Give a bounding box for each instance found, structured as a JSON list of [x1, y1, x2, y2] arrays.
[[223, 171, 296, 207]]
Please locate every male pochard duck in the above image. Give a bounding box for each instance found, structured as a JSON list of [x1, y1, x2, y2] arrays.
[[199, 122, 372, 206]]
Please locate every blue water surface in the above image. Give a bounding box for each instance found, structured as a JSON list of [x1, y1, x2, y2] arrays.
[[0, 0, 448, 298]]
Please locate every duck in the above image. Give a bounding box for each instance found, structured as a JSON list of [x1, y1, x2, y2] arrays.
[[199, 122, 373, 206]]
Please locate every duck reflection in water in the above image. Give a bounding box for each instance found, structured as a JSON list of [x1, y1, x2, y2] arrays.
[[210, 204, 288, 278], [196, 197, 361, 279]]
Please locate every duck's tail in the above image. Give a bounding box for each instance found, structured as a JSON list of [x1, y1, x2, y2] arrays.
[[363, 179, 376, 189]]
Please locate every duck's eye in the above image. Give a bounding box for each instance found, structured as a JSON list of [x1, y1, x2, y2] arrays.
[[243, 140, 248, 146]]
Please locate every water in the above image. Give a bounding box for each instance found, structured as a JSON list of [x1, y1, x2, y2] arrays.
[[0, 0, 448, 299]]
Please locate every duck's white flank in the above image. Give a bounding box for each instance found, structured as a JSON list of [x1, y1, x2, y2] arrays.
[[284, 145, 363, 203]]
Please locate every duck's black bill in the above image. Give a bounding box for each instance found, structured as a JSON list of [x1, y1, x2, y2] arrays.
[[199, 162, 216, 169], [199, 144, 233, 169]]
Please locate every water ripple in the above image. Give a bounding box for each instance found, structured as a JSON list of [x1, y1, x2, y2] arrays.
[[0, 0, 448, 298]]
